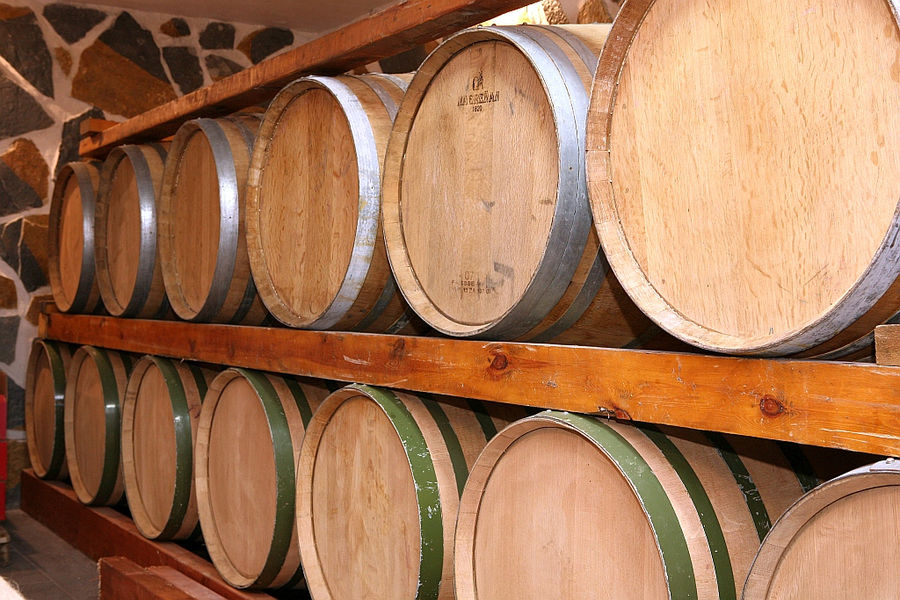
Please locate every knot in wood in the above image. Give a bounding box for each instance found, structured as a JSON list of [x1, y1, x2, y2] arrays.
[[759, 395, 785, 417], [490, 354, 508, 371]]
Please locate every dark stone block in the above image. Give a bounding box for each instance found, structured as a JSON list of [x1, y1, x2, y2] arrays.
[[199, 22, 234, 49], [0, 74, 53, 138], [0, 219, 22, 270], [20, 215, 48, 292], [42, 3, 106, 44], [0, 316, 19, 364], [380, 45, 429, 74], [0, 162, 41, 217], [26, 293, 53, 325], [0, 5, 53, 97], [18, 241, 47, 292], [99, 12, 168, 82], [237, 27, 293, 64], [6, 378, 25, 428], [54, 107, 104, 175], [0, 138, 48, 214], [160, 17, 189, 37], [0, 276, 15, 309], [204, 54, 243, 81], [163, 46, 203, 94]]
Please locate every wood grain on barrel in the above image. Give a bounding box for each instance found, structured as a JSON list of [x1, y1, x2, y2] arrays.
[[26, 341, 72, 479], [133, 364, 177, 533], [105, 159, 141, 308], [58, 176, 85, 304], [587, 0, 900, 356], [744, 463, 900, 599]]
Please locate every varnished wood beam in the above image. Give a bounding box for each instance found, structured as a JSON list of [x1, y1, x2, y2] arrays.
[[78, 0, 532, 158], [40, 313, 900, 456], [21, 471, 275, 600]]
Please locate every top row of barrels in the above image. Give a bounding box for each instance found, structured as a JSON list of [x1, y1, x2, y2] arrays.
[[49, 0, 900, 359]]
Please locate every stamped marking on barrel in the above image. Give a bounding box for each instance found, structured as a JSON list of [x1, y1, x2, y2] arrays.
[[457, 70, 501, 113], [759, 395, 786, 418]]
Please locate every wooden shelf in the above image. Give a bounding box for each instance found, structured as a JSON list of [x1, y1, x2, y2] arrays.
[[20, 471, 278, 600], [78, 0, 532, 158], [40, 312, 900, 457]]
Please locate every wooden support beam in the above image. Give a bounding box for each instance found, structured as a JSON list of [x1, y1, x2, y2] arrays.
[[78, 0, 532, 158], [21, 471, 275, 600], [100, 557, 221, 600], [40, 313, 900, 456], [80, 118, 120, 139]]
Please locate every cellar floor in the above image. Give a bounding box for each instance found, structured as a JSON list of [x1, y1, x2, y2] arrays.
[[0, 509, 98, 599]]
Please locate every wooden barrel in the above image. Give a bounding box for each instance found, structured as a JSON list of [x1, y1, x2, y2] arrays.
[[194, 369, 331, 589], [95, 144, 170, 318], [743, 459, 900, 598], [63, 346, 131, 506], [586, 0, 900, 357], [454, 411, 856, 600], [296, 384, 524, 600], [246, 74, 423, 334], [48, 162, 102, 314], [25, 339, 72, 480], [381, 25, 674, 347], [121, 355, 215, 540], [158, 116, 268, 324]]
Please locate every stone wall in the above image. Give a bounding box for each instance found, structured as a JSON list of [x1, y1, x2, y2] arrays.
[[0, 0, 311, 507]]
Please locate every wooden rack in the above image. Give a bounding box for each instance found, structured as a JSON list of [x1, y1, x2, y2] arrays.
[[40, 312, 900, 457]]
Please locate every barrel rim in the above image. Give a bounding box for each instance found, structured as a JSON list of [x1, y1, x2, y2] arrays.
[[158, 118, 245, 322], [121, 355, 198, 540], [49, 162, 100, 313], [194, 368, 299, 589], [296, 383, 445, 600], [25, 339, 69, 479], [63, 345, 127, 505], [381, 25, 593, 339], [453, 410, 696, 600], [95, 145, 167, 317], [585, 0, 900, 356], [742, 460, 900, 599], [245, 75, 385, 329]]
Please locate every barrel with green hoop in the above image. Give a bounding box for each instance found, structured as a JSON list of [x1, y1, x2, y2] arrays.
[[194, 368, 330, 589], [454, 411, 850, 600], [122, 355, 216, 540], [296, 384, 523, 600], [25, 339, 73, 480], [63, 346, 132, 506]]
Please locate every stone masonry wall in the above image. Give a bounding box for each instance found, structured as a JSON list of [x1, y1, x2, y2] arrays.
[[0, 0, 312, 507]]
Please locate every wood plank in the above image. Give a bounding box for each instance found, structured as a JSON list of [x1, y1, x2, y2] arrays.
[[875, 324, 900, 366], [149, 567, 229, 600], [80, 118, 120, 138], [21, 471, 275, 600], [78, 0, 532, 158], [100, 557, 198, 600], [40, 313, 900, 456]]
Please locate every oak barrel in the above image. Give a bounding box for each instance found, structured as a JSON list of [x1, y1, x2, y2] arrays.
[[296, 384, 523, 600], [246, 74, 422, 333], [95, 144, 170, 318], [454, 411, 859, 600], [159, 116, 268, 324], [49, 161, 102, 313], [122, 355, 215, 540], [586, 0, 900, 357], [382, 25, 673, 347], [194, 369, 331, 589], [25, 339, 72, 480], [743, 459, 900, 599], [63, 346, 131, 506]]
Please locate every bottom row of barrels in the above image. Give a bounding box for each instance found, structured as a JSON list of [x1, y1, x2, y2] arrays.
[[24, 338, 900, 599]]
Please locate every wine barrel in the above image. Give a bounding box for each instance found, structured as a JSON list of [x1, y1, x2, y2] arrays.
[[246, 74, 423, 334], [743, 459, 900, 599], [296, 384, 524, 600], [95, 144, 170, 318], [48, 162, 101, 313], [25, 340, 72, 480], [586, 0, 900, 357], [455, 411, 855, 600], [194, 369, 331, 589], [381, 25, 674, 347], [158, 116, 268, 324], [122, 355, 215, 540], [64, 346, 131, 506]]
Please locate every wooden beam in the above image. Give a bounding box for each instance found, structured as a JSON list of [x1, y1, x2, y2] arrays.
[[78, 0, 532, 158], [40, 313, 900, 456], [21, 471, 275, 600], [100, 557, 209, 600]]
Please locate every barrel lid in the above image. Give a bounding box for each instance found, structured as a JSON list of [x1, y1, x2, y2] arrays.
[[587, 0, 900, 355]]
